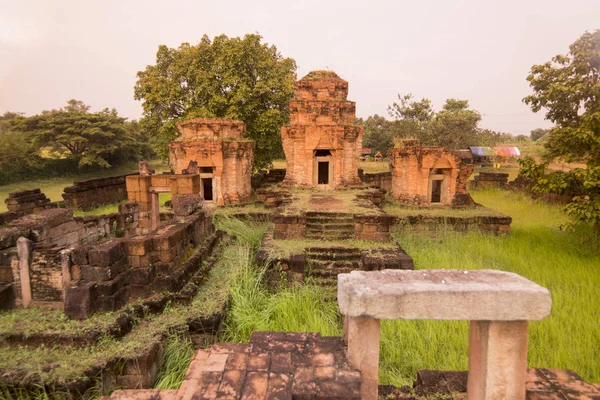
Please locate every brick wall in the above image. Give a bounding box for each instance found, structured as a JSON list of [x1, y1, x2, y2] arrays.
[[360, 171, 392, 191], [62, 175, 130, 210], [388, 146, 474, 207]]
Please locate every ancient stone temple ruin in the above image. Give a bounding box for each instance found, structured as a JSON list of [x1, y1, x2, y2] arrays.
[[281, 71, 363, 188], [388, 142, 474, 206], [169, 118, 254, 205]]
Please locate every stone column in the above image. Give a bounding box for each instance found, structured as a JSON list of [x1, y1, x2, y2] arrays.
[[467, 320, 528, 400], [345, 315, 380, 400], [151, 192, 160, 231], [60, 249, 72, 299], [16, 237, 33, 308]]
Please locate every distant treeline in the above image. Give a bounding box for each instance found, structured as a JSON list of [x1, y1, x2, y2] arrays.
[[358, 95, 532, 157], [0, 100, 154, 185]]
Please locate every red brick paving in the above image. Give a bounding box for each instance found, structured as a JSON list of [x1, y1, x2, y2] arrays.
[[103, 332, 599, 400]]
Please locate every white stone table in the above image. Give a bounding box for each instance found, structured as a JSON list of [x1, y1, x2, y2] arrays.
[[337, 269, 552, 400]]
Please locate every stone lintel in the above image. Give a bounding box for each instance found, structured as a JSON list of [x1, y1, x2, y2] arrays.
[[338, 269, 551, 321]]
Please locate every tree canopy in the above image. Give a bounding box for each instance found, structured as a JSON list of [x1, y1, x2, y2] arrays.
[[386, 94, 511, 149], [134, 33, 297, 170], [522, 30, 600, 235], [15, 100, 140, 168]]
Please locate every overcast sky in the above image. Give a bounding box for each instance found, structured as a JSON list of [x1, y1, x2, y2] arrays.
[[1, 0, 599, 135]]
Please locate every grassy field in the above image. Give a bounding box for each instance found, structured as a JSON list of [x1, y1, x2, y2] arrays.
[[223, 189, 600, 386], [0, 160, 170, 213]]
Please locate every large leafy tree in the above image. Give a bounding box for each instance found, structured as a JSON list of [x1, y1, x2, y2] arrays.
[[522, 30, 600, 235], [16, 100, 135, 168], [134, 33, 297, 170], [387, 94, 487, 150]]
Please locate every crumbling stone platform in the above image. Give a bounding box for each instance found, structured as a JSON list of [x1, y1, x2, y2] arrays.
[[105, 331, 362, 400]]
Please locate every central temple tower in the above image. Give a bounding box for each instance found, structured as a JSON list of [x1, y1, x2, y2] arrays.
[[281, 71, 363, 188]]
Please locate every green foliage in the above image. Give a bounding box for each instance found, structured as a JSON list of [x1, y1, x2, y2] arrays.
[[524, 30, 600, 166], [522, 30, 600, 234], [154, 331, 195, 389], [387, 94, 512, 149], [134, 33, 297, 170], [355, 114, 395, 156], [17, 100, 140, 168], [222, 260, 341, 342], [0, 102, 154, 184], [530, 128, 550, 141]]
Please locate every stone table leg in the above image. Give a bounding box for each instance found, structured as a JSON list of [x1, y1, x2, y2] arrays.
[[345, 315, 380, 400], [468, 320, 528, 400]]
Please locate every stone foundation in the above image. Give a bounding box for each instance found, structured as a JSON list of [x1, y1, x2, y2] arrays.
[[471, 172, 509, 189]]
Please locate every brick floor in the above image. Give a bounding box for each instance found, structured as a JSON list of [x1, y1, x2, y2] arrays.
[[103, 331, 599, 400], [105, 331, 361, 400]]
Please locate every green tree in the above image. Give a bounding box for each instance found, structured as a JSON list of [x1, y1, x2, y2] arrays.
[[388, 95, 483, 150], [357, 115, 395, 156], [134, 33, 297, 170], [523, 30, 600, 235], [17, 100, 135, 168], [530, 128, 550, 141]]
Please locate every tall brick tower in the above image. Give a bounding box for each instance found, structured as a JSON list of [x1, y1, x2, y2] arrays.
[[281, 71, 363, 188]]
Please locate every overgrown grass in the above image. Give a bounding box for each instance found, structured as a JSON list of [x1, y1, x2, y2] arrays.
[[268, 237, 397, 259], [72, 201, 124, 217], [222, 260, 341, 342], [381, 189, 600, 385], [222, 188, 600, 386], [153, 331, 195, 390]]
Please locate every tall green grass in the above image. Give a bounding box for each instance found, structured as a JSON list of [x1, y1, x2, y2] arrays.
[[381, 189, 600, 385], [221, 189, 600, 387], [154, 331, 195, 390]]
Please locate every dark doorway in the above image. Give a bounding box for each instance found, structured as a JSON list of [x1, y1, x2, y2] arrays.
[[315, 149, 332, 157], [431, 180, 442, 203], [202, 178, 213, 201], [318, 162, 329, 185]]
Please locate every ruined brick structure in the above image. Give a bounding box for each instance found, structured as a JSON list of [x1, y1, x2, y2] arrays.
[[62, 175, 129, 210], [281, 71, 363, 188], [388, 144, 474, 207], [169, 118, 254, 206]]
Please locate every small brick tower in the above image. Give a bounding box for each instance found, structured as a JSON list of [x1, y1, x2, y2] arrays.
[[169, 118, 254, 206], [281, 71, 363, 188]]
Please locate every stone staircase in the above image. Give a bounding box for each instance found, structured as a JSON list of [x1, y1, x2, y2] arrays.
[[305, 212, 354, 240], [305, 246, 363, 281]]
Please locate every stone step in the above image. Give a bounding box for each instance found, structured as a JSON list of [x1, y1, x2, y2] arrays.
[[304, 252, 362, 261], [306, 216, 354, 223], [306, 246, 361, 254], [307, 259, 361, 270], [306, 232, 355, 240], [306, 223, 354, 230], [306, 211, 353, 218]]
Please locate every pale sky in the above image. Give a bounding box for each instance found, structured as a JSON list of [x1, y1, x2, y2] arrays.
[[1, 0, 599, 135]]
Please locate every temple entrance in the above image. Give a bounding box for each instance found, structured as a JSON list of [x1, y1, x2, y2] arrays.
[[199, 166, 215, 202], [431, 180, 442, 203], [313, 150, 334, 188], [428, 168, 449, 204], [318, 162, 329, 185], [202, 178, 213, 201]]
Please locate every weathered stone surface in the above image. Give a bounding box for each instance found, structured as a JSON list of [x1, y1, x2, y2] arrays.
[[88, 240, 125, 266], [338, 269, 552, 321]]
